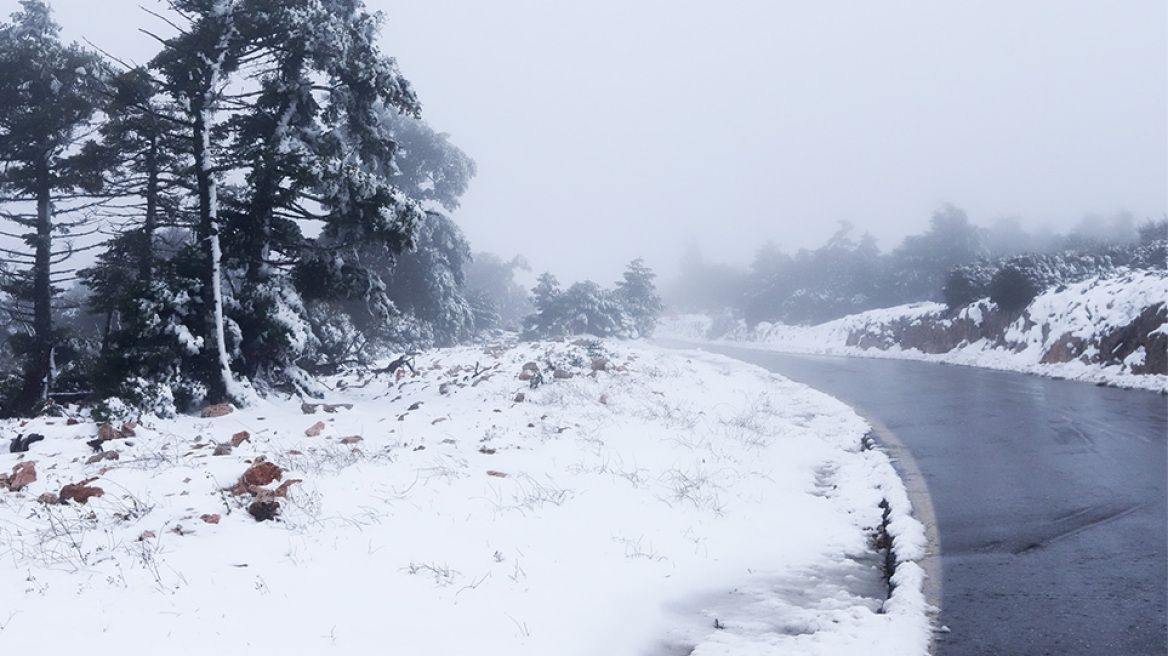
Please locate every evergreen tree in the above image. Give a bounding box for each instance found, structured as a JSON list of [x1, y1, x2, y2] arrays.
[[380, 211, 475, 348], [464, 252, 533, 330], [0, 1, 106, 415], [150, 0, 245, 404], [614, 258, 662, 337]]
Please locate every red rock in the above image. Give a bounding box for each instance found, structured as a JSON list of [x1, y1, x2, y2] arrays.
[[272, 479, 302, 498], [339, 436, 362, 444], [305, 421, 326, 437], [240, 461, 284, 487], [231, 431, 251, 447], [200, 513, 221, 524], [9, 462, 36, 491], [486, 470, 508, 478], [201, 403, 234, 418], [97, 423, 118, 441], [60, 478, 104, 504]]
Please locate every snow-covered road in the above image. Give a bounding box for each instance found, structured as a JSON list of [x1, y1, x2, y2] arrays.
[[682, 345, 1167, 656]]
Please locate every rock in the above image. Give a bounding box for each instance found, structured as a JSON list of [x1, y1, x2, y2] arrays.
[[439, 382, 451, 395], [599, 394, 608, 405], [1041, 332, 1087, 364], [514, 392, 526, 403], [86, 451, 120, 464], [339, 436, 362, 445], [521, 361, 540, 372], [213, 443, 232, 456], [119, 423, 137, 437], [201, 403, 234, 418], [305, 421, 327, 437], [553, 369, 574, 380], [301, 403, 319, 414], [37, 492, 59, 504], [486, 470, 508, 478], [323, 403, 353, 413], [272, 479, 302, 498], [591, 358, 610, 372], [408, 401, 423, 411], [60, 478, 105, 504], [97, 423, 118, 441], [200, 513, 221, 524], [248, 498, 280, 522], [240, 461, 284, 487], [230, 431, 251, 447], [518, 370, 535, 381], [8, 461, 36, 491]]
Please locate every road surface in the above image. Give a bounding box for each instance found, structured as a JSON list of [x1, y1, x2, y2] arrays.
[[671, 343, 1167, 656]]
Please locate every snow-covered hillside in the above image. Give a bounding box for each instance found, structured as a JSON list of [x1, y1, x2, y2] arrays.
[[0, 339, 929, 655], [661, 270, 1168, 393]]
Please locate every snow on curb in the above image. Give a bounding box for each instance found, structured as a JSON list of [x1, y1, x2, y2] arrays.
[[0, 339, 930, 655]]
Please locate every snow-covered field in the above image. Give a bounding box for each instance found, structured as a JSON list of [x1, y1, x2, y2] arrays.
[[0, 339, 929, 655], [661, 270, 1168, 393]]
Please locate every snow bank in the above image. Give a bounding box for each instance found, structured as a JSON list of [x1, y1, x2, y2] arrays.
[[0, 339, 930, 655], [661, 270, 1168, 393]]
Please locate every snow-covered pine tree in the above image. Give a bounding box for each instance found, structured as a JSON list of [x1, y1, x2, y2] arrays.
[[521, 273, 563, 339], [0, 1, 107, 416], [150, 0, 245, 405], [380, 211, 475, 348], [73, 66, 208, 413], [227, 0, 424, 381], [380, 107, 477, 213], [614, 258, 662, 338]]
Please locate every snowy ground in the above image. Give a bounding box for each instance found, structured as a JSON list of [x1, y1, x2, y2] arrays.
[[0, 339, 929, 655], [661, 270, 1168, 393]]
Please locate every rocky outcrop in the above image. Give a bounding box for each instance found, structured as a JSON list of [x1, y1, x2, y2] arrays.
[[1097, 303, 1167, 375], [845, 298, 1166, 376]]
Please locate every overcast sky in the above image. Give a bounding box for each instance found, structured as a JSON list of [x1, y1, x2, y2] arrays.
[[42, 0, 1168, 284]]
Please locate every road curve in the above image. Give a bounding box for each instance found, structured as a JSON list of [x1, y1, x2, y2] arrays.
[[667, 343, 1167, 656]]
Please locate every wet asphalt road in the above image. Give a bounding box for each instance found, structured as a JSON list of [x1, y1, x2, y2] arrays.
[[670, 344, 1167, 656]]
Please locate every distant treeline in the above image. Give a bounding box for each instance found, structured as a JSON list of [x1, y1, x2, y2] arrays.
[[665, 205, 1167, 325]]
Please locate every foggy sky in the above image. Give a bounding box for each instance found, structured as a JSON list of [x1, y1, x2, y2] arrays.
[[41, 0, 1168, 284]]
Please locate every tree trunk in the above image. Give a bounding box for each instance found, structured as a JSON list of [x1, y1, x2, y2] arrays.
[[192, 97, 234, 404], [15, 153, 56, 414], [140, 138, 159, 283]]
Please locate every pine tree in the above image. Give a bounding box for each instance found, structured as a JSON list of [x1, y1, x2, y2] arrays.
[[149, 0, 245, 404], [614, 258, 662, 338], [380, 211, 475, 348], [0, 1, 106, 416]]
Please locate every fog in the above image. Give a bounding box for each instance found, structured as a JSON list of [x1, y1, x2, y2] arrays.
[[44, 0, 1168, 284]]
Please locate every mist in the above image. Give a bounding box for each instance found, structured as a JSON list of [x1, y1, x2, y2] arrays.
[[38, 0, 1167, 287]]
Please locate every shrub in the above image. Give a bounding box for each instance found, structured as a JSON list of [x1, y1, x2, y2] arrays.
[[989, 266, 1039, 313]]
